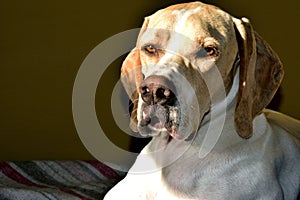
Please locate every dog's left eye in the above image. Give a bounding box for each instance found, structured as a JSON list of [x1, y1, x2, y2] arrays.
[[204, 46, 218, 57], [143, 45, 157, 55]]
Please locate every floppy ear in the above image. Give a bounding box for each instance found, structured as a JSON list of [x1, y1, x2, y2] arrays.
[[233, 17, 284, 138], [120, 17, 150, 132], [121, 49, 143, 100], [120, 49, 143, 132]]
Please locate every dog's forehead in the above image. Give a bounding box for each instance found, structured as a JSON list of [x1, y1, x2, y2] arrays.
[[141, 2, 233, 45]]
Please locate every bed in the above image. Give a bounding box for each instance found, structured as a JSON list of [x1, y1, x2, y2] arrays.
[[0, 160, 124, 200]]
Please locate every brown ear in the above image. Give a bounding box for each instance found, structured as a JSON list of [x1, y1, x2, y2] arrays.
[[120, 49, 143, 132], [121, 49, 143, 100], [233, 17, 284, 138], [120, 17, 149, 132]]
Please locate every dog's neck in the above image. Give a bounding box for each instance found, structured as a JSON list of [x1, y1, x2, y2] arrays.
[[198, 55, 240, 130], [194, 67, 268, 157], [189, 67, 240, 155], [201, 66, 240, 126]]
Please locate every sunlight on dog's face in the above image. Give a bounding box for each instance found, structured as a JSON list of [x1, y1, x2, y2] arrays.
[[134, 4, 238, 140]]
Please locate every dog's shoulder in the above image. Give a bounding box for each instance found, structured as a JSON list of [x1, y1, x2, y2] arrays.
[[262, 109, 300, 199], [264, 109, 300, 143]]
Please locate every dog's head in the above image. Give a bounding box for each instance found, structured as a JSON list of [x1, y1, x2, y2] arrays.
[[121, 2, 283, 140]]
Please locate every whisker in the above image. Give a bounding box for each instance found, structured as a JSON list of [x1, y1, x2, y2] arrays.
[[122, 108, 138, 118], [128, 99, 139, 107]]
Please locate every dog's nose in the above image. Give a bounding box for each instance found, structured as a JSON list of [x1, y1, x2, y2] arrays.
[[139, 75, 175, 105]]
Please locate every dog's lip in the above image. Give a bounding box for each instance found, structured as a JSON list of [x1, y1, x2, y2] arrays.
[[139, 124, 177, 137], [148, 125, 168, 132], [137, 125, 165, 137], [139, 103, 180, 137], [166, 124, 178, 137]]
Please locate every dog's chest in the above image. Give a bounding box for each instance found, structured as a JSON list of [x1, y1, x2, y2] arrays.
[[158, 147, 211, 198], [159, 145, 282, 199]]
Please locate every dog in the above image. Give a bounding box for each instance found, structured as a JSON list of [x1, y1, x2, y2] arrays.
[[104, 2, 300, 199]]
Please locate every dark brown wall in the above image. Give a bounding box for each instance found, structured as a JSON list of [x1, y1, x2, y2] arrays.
[[0, 0, 299, 161]]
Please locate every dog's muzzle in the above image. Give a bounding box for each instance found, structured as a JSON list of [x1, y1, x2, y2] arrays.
[[138, 75, 180, 137]]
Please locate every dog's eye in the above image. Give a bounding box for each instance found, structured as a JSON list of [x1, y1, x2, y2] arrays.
[[143, 45, 157, 55], [204, 46, 218, 57]]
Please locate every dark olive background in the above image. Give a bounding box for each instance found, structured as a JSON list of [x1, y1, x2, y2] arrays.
[[0, 0, 299, 161]]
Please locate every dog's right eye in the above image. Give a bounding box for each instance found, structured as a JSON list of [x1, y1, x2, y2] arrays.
[[143, 45, 157, 55]]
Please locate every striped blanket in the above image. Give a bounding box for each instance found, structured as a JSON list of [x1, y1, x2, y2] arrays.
[[0, 160, 125, 200]]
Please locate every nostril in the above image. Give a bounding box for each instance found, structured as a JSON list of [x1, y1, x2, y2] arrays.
[[156, 88, 166, 99], [140, 85, 153, 105], [155, 87, 172, 103], [141, 86, 150, 95], [140, 86, 174, 105]]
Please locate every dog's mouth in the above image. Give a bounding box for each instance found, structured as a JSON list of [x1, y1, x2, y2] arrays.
[[135, 75, 196, 139], [138, 99, 181, 138]]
